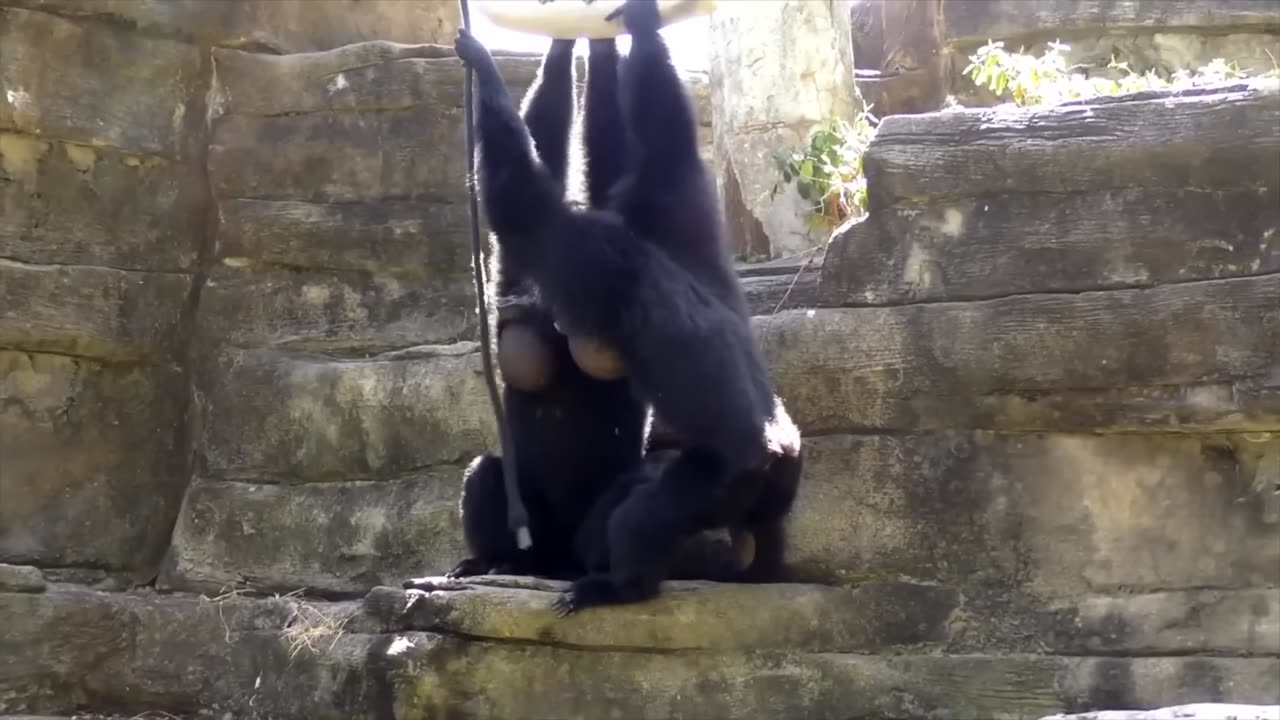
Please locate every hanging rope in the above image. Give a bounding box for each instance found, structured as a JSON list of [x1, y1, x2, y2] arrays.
[[458, 0, 532, 550]]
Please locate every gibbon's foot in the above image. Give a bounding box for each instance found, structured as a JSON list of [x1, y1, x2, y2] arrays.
[[552, 574, 640, 616]]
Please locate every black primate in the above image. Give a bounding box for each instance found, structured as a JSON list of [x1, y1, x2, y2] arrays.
[[443, 38, 648, 581], [452, 0, 803, 614]]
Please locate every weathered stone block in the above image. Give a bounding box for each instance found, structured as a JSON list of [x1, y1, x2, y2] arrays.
[[0, 351, 186, 574], [197, 346, 494, 482], [369, 644, 1280, 720], [819, 187, 1279, 306], [208, 50, 537, 205], [0, 563, 44, 592], [943, 0, 1280, 49], [216, 199, 472, 277], [865, 82, 1280, 209], [1046, 589, 1280, 656], [0, 260, 191, 362], [3, 588, 1277, 719], [209, 103, 466, 204], [4, 0, 461, 52], [739, 256, 823, 314], [212, 44, 538, 117], [0, 7, 204, 156], [377, 580, 1280, 658], [0, 133, 201, 270], [763, 275, 1280, 433], [788, 433, 1280, 593], [197, 265, 473, 353], [160, 473, 465, 596], [0, 587, 304, 714], [368, 578, 959, 653]]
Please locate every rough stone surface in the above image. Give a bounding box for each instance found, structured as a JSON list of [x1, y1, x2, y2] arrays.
[[784, 433, 1280, 593], [849, 0, 949, 117], [197, 265, 474, 352], [216, 199, 472, 278], [0, 7, 204, 157], [865, 81, 1279, 208], [0, 2, 204, 586], [766, 276, 1280, 434], [166, 426, 1280, 601], [1046, 589, 1280, 656], [0, 352, 187, 575], [369, 578, 960, 652], [160, 473, 466, 597], [209, 104, 467, 205], [207, 48, 535, 206], [708, 0, 858, 258], [196, 345, 495, 482], [820, 187, 1278, 306], [4, 7, 1280, 719], [0, 261, 191, 362], [739, 255, 823, 314], [2, 587, 1277, 719], [0, 133, 200, 271], [0, 587, 310, 715], [0, 564, 44, 593], [3, 0, 461, 53]]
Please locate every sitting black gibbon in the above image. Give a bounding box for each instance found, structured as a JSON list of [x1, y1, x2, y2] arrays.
[[439, 36, 648, 582], [452, 0, 803, 614]]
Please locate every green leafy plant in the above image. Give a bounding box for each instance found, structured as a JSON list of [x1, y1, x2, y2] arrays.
[[964, 40, 1280, 108], [770, 110, 878, 232]]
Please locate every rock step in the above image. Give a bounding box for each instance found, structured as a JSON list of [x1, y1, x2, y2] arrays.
[[163, 426, 1280, 611], [2, 583, 1276, 720]]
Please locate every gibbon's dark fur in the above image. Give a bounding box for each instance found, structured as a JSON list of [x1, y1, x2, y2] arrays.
[[443, 38, 648, 581], [453, 0, 802, 614]]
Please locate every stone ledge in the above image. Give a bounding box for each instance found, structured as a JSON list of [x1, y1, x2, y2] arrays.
[[0, 564, 43, 593], [366, 577, 959, 653], [2, 586, 1277, 719], [764, 275, 1280, 434], [819, 187, 1279, 307], [196, 265, 475, 353], [215, 199, 473, 278], [865, 81, 1279, 207], [159, 473, 465, 597], [0, 132, 200, 271], [160, 429, 1278, 607], [0, 260, 192, 362], [196, 345, 496, 483]]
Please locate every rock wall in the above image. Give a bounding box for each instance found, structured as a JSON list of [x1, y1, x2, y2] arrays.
[[0, 0, 463, 588], [1, 2, 1278, 718], [0, 1, 713, 598], [852, 0, 1280, 115]]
